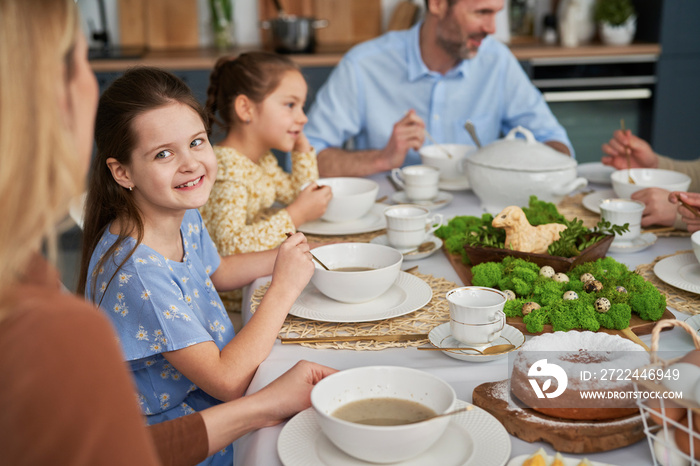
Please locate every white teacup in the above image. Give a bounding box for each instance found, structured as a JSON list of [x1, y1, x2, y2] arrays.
[[692, 231, 700, 264], [599, 198, 645, 243], [446, 287, 507, 324], [450, 316, 505, 346], [391, 165, 440, 201], [384, 205, 443, 248]]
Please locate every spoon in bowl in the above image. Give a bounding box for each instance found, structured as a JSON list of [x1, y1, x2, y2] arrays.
[[417, 343, 515, 354], [620, 119, 635, 184], [424, 129, 453, 159], [463, 120, 482, 148], [285, 232, 330, 270], [408, 405, 474, 424], [403, 241, 435, 256]]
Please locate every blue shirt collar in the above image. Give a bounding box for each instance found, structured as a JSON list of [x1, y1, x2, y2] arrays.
[[406, 21, 468, 81]]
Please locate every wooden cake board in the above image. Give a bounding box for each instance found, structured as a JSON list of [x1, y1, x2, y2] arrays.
[[472, 379, 647, 454]]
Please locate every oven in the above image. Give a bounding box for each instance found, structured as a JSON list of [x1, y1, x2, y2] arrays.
[[525, 53, 657, 163]]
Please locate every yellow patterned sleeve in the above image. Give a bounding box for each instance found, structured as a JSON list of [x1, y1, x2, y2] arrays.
[[201, 179, 295, 254], [272, 148, 319, 205]]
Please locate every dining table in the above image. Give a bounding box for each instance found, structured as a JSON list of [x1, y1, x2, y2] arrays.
[[233, 171, 696, 466]]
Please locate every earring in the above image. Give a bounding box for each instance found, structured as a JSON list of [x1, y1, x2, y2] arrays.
[[128, 186, 133, 192], [245, 118, 251, 124]]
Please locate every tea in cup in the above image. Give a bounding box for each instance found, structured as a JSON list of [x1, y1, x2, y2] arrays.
[[384, 205, 443, 249], [599, 198, 645, 243], [446, 286, 507, 345], [390, 165, 440, 201]]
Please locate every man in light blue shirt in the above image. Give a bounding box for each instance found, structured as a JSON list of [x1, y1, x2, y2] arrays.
[[305, 0, 573, 177]]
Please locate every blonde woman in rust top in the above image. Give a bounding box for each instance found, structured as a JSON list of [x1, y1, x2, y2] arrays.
[[0, 1, 335, 465]]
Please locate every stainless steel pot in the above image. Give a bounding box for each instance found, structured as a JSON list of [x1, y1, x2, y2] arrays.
[[260, 16, 328, 53]]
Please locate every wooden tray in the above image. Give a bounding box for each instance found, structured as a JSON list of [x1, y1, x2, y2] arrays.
[[473, 380, 646, 453], [442, 248, 674, 336], [464, 234, 614, 274]]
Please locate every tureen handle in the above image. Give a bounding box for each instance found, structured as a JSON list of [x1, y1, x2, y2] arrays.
[[505, 126, 536, 144]]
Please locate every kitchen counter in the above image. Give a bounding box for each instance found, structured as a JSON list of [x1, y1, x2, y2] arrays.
[[89, 41, 661, 72]]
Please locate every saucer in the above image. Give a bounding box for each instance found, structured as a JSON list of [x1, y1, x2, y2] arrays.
[[370, 234, 443, 261], [654, 252, 700, 295], [582, 189, 615, 214], [390, 191, 453, 210], [428, 323, 524, 363], [577, 162, 615, 186], [277, 400, 511, 466], [298, 203, 387, 236], [289, 271, 432, 322], [438, 177, 470, 191], [608, 233, 657, 254]]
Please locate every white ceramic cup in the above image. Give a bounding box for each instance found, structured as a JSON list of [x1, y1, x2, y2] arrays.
[[391, 165, 440, 201], [450, 316, 505, 346], [599, 198, 645, 243], [384, 205, 443, 248], [446, 287, 507, 324], [446, 286, 507, 345]]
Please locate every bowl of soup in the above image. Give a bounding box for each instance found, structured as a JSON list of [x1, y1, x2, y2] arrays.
[[310, 243, 402, 303], [317, 177, 379, 222], [419, 143, 476, 180], [611, 168, 691, 199], [311, 366, 457, 463]]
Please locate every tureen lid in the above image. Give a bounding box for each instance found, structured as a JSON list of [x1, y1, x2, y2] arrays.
[[466, 126, 576, 172]]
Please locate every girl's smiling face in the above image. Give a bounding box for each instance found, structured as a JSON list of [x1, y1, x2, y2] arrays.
[[253, 70, 308, 152], [110, 102, 216, 219]]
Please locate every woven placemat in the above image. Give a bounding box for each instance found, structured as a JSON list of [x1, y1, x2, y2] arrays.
[[250, 271, 457, 350], [558, 192, 690, 237], [635, 250, 699, 315], [305, 229, 386, 244]]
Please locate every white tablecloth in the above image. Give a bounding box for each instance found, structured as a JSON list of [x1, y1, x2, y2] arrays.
[[233, 173, 695, 466]]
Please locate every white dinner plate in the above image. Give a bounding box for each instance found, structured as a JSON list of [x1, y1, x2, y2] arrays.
[[369, 234, 443, 261], [507, 453, 617, 466], [438, 177, 471, 191], [582, 189, 616, 214], [608, 233, 657, 254], [428, 323, 525, 363], [390, 191, 453, 210], [577, 162, 615, 186], [298, 203, 388, 236], [289, 271, 432, 323], [654, 253, 700, 294], [277, 400, 511, 466]]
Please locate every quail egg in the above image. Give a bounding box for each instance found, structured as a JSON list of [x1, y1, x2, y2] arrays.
[[594, 297, 611, 313], [522, 302, 541, 315], [563, 290, 579, 300], [580, 273, 595, 284], [502, 289, 516, 301], [616, 286, 628, 293], [539, 266, 555, 278], [553, 273, 570, 283], [584, 280, 604, 293]]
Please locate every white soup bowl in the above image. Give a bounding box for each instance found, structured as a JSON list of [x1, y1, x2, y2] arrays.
[[310, 243, 402, 303], [311, 366, 456, 463], [317, 177, 379, 222], [611, 168, 691, 199], [419, 144, 476, 180]]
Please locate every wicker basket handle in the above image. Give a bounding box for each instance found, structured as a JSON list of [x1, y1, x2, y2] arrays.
[[650, 319, 700, 363]]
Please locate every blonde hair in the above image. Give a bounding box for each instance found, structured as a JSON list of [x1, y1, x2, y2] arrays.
[[0, 0, 80, 313]]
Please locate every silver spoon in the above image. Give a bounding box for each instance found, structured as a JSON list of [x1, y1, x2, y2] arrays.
[[464, 120, 482, 148], [424, 129, 454, 158], [407, 405, 474, 424], [285, 232, 330, 270], [403, 241, 435, 255]]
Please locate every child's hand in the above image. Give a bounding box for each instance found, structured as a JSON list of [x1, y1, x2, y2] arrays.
[[287, 183, 332, 226], [294, 131, 311, 153], [270, 232, 315, 295]]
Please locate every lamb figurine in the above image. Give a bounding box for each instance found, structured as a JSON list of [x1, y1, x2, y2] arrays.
[[492, 206, 567, 254]]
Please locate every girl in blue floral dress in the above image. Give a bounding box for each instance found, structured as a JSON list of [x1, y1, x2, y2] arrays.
[[78, 67, 316, 466]]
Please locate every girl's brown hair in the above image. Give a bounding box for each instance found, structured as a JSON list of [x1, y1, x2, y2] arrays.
[[77, 67, 209, 298], [205, 51, 299, 131]]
